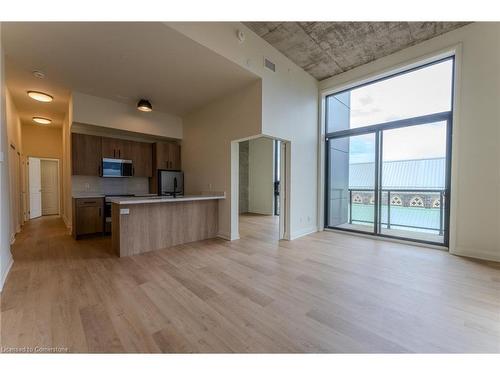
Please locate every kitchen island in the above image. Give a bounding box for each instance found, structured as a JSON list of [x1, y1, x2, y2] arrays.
[[110, 195, 224, 257]]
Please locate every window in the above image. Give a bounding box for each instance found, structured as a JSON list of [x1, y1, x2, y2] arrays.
[[325, 57, 453, 246]]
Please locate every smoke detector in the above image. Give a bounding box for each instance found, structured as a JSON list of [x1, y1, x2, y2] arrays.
[[32, 70, 45, 79], [236, 29, 245, 43]]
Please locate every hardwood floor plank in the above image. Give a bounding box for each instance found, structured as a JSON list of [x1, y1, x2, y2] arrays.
[[1, 215, 499, 353]]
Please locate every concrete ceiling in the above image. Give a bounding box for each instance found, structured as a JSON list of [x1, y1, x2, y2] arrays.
[[244, 22, 469, 80], [3, 22, 259, 127]]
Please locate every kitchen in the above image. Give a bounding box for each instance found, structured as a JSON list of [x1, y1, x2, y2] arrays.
[[71, 122, 224, 257]]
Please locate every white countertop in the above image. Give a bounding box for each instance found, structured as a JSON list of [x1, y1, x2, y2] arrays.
[[72, 193, 159, 199], [109, 195, 225, 205]]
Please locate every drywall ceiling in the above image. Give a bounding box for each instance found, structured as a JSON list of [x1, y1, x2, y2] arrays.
[[244, 22, 469, 80], [3, 22, 259, 127]]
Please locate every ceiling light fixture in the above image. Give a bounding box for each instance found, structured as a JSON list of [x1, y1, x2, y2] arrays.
[[137, 99, 152, 112], [27, 91, 53, 103], [32, 117, 52, 125]]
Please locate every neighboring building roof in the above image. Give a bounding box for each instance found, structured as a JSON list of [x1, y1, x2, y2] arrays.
[[349, 157, 445, 189]]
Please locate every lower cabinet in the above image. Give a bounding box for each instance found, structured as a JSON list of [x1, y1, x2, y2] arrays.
[[72, 198, 104, 239]]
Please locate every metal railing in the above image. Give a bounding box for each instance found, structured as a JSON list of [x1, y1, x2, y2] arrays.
[[348, 188, 446, 235]]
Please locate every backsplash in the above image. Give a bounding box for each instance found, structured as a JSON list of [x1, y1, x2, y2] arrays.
[[72, 176, 150, 196]]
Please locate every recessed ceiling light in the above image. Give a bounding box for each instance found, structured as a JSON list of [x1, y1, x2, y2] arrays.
[[27, 91, 53, 103], [137, 99, 152, 112], [32, 70, 45, 79], [32, 117, 52, 125]]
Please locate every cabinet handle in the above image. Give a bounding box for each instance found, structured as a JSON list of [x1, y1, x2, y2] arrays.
[[98, 164, 101, 176], [132, 166, 135, 176], [119, 149, 121, 158], [113, 149, 116, 158], [99, 207, 102, 217]]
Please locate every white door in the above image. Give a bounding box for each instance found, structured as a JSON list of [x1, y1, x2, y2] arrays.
[[29, 157, 42, 219], [41, 160, 59, 216]]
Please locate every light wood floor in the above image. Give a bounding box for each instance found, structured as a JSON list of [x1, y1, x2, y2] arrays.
[[1, 214, 499, 353]]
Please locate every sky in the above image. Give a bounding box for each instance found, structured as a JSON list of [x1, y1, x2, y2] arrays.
[[334, 59, 453, 163]]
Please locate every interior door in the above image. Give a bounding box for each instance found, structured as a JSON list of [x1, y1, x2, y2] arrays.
[[41, 160, 59, 216], [29, 157, 42, 219]]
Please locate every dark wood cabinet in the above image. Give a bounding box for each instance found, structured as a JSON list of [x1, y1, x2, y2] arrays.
[[71, 133, 102, 176], [150, 142, 181, 193], [72, 198, 104, 239], [102, 137, 132, 160], [131, 142, 153, 177], [153, 142, 181, 171], [72, 134, 166, 181]]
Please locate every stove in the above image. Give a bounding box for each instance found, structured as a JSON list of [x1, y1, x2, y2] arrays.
[[104, 194, 134, 233]]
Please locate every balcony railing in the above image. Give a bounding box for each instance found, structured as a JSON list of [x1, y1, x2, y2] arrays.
[[347, 188, 446, 235]]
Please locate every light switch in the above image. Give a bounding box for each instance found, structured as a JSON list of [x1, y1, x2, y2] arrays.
[[120, 208, 130, 215]]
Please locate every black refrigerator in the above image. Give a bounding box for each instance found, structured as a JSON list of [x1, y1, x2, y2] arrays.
[[158, 170, 184, 196]]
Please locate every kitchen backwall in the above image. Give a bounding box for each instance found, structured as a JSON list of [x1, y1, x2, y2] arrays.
[[72, 176, 149, 196]]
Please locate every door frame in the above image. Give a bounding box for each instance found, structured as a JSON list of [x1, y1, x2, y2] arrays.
[[325, 113, 452, 247], [27, 156, 61, 218], [231, 136, 291, 241]]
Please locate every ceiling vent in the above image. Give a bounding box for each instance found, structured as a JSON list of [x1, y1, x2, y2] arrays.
[[264, 57, 276, 72]]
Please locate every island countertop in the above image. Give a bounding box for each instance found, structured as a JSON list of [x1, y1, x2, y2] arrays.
[[109, 194, 225, 205], [111, 195, 223, 257]]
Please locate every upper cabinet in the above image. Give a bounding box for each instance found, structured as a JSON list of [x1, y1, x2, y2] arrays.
[[153, 142, 181, 171], [71, 133, 161, 179], [71, 133, 102, 176], [131, 142, 153, 177], [102, 137, 133, 160]]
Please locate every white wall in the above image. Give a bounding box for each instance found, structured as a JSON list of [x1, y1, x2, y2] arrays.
[[248, 137, 274, 215], [72, 92, 183, 140], [320, 22, 500, 262], [182, 81, 262, 239], [0, 23, 14, 291], [168, 22, 319, 239], [5, 88, 22, 242]]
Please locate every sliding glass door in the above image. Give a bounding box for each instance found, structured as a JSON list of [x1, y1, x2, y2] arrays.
[[325, 57, 454, 246]]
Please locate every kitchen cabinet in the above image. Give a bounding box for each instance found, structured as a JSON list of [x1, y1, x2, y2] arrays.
[[72, 197, 104, 239], [71, 133, 102, 176], [102, 137, 132, 160], [150, 142, 181, 193], [131, 142, 153, 177], [153, 142, 181, 171]]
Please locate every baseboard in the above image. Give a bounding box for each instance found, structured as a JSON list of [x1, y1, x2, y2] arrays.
[[290, 226, 318, 240], [217, 231, 239, 241], [451, 247, 500, 263], [0, 256, 14, 292]]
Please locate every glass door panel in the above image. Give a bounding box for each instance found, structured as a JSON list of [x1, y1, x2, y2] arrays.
[[379, 121, 448, 243], [327, 133, 376, 233]]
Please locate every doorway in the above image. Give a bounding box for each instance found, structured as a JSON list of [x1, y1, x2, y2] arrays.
[[236, 136, 288, 241], [28, 157, 60, 219]]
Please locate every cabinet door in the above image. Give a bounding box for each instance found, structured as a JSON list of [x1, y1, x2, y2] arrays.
[[154, 142, 170, 170], [72, 133, 102, 176], [117, 139, 133, 160], [74, 199, 103, 236], [102, 137, 118, 158], [131, 142, 152, 177], [168, 143, 181, 170]]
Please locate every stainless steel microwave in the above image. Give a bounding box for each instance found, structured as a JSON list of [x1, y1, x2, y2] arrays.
[[102, 158, 133, 177]]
